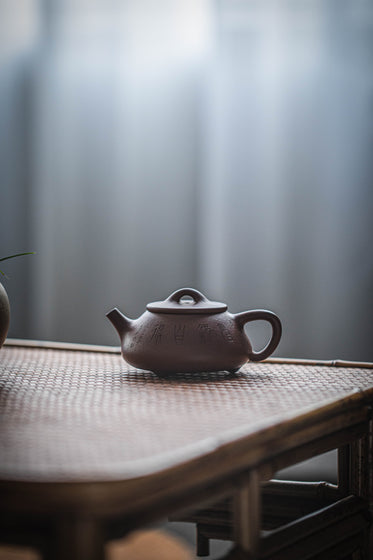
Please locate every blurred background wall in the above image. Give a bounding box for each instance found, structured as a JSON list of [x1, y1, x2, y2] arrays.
[[1, 0, 373, 361]]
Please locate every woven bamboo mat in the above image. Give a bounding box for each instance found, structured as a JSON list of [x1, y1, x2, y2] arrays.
[[1, 344, 373, 483]]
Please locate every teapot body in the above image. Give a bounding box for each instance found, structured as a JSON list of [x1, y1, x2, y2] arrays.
[[122, 310, 251, 374], [107, 288, 282, 374]]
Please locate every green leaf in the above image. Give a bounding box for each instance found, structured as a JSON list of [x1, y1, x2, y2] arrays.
[[0, 252, 35, 276], [0, 252, 35, 263]]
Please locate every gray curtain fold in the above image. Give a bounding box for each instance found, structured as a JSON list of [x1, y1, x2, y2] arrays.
[[1, 0, 372, 360]]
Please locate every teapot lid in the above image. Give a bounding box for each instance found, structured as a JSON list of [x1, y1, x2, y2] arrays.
[[147, 288, 227, 314]]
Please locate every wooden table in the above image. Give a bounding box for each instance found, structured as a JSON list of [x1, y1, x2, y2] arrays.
[[0, 340, 372, 559]]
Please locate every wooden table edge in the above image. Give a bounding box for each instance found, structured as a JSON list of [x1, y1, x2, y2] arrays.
[[0, 391, 370, 520], [4, 338, 373, 369]]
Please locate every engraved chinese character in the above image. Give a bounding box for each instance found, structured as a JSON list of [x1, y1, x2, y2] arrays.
[[174, 325, 185, 345]]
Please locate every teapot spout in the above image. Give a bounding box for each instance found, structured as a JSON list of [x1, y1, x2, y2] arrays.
[[106, 308, 132, 340]]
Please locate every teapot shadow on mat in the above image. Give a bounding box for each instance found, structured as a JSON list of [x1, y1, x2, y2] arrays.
[[115, 368, 276, 389]]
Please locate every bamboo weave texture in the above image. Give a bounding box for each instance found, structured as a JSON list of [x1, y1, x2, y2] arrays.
[[1, 345, 372, 482]]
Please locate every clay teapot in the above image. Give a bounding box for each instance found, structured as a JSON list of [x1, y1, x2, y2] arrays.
[[107, 288, 282, 374]]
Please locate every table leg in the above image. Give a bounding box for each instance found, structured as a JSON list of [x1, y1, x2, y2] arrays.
[[338, 444, 350, 495], [342, 413, 373, 560], [350, 426, 372, 503], [46, 516, 105, 560], [233, 469, 261, 559]]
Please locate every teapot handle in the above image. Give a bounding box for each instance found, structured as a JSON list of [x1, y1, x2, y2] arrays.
[[234, 310, 282, 362]]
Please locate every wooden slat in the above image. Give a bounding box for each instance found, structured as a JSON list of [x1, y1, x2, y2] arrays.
[[260, 495, 369, 559], [172, 480, 339, 526], [265, 356, 373, 369], [3, 338, 121, 354], [4, 339, 373, 368]]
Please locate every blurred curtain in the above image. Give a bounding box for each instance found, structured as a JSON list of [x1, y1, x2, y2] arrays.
[[32, 0, 212, 343], [200, 0, 373, 360], [1, 0, 372, 360]]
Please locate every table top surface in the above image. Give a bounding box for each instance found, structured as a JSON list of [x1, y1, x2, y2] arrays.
[[1, 340, 373, 487]]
